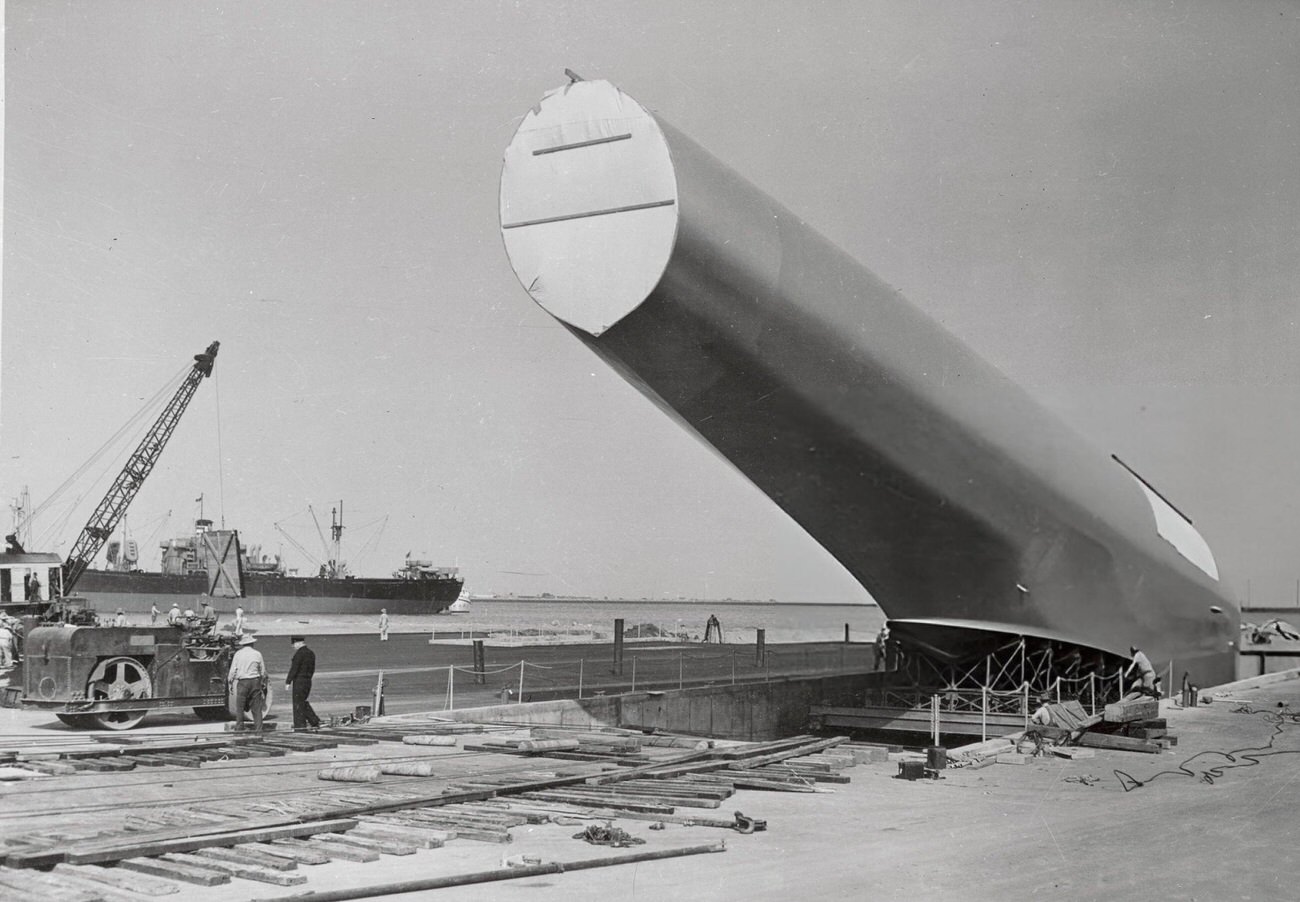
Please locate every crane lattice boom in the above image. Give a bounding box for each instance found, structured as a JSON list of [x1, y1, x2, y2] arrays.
[[61, 341, 220, 592]]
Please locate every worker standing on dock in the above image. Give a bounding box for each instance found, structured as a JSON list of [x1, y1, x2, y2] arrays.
[[1125, 645, 1156, 698], [150, 603, 159, 625], [873, 625, 890, 670], [199, 599, 216, 633], [228, 634, 266, 731], [167, 603, 181, 626], [233, 605, 245, 637], [286, 635, 322, 730], [0, 617, 15, 667], [379, 609, 390, 641], [113, 608, 127, 627]]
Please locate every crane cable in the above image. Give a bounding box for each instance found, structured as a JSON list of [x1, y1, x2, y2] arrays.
[[23, 362, 190, 549], [214, 365, 227, 529]]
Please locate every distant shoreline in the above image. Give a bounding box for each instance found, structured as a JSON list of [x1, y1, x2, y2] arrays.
[[472, 597, 876, 607]]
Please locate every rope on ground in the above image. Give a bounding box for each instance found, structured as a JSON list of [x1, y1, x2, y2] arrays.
[[1113, 705, 1300, 792]]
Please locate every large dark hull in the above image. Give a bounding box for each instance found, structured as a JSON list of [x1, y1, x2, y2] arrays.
[[75, 568, 463, 616]]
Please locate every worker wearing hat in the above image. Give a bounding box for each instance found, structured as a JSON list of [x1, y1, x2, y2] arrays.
[[286, 635, 322, 730], [227, 633, 267, 731]]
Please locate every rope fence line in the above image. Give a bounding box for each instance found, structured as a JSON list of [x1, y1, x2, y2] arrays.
[[428, 646, 875, 711]]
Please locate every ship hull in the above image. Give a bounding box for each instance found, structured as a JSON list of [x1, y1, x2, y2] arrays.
[[74, 569, 463, 616], [499, 80, 1240, 688]]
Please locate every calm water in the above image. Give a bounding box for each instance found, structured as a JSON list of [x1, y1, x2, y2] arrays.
[[253, 599, 886, 644]]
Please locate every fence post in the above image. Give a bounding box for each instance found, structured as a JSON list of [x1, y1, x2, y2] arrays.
[[519, 661, 525, 701], [1055, 676, 1061, 704], [447, 665, 454, 711], [613, 618, 625, 675], [756, 629, 766, 667], [731, 649, 736, 685], [473, 640, 486, 685], [1089, 672, 1096, 715], [1022, 682, 1029, 733], [631, 656, 637, 692], [931, 694, 940, 746], [578, 658, 584, 699], [679, 652, 684, 690], [981, 685, 988, 742]]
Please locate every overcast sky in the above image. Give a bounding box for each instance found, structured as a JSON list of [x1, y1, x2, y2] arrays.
[[2, 1, 1297, 605]]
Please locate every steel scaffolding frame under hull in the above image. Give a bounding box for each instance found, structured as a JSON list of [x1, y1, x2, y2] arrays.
[[810, 633, 1132, 739]]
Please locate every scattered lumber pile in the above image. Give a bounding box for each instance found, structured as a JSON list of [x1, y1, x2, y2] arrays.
[[0, 723, 851, 899], [948, 697, 1178, 765]]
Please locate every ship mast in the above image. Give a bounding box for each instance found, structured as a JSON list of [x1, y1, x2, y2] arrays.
[[330, 502, 344, 578]]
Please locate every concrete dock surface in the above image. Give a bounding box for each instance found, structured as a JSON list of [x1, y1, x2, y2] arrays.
[[2, 673, 1298, 901]]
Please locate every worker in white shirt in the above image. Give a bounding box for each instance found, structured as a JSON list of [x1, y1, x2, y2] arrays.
[[227, 634, 267, 731]]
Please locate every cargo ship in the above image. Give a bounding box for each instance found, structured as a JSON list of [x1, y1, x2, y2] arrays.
[[74, 515, 463, 617]]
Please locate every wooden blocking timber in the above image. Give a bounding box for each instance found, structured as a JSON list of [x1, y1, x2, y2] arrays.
[[363, 815, 456, 843], [292, 837, 379, 863], [245, 841, 332, 866], [401, 734, 459, 746], [317, 765, 384, 783], [350, 824, 445, 849], [1076, 732, 1162, 754], [1050, 747, 1096, 760], [0, 867, 102, 902], [39, 868, 153, 902], [1103, 698, 1160, 724], [193, 844, 297, 871], [379, 759, 442, 777], [995, 753, 1029, 765], [314, 832, 417, 856], [117, 856, 231, 886], [163, 852, 306, 886], [20, 759, 79, 776], [1129, 727, 1167, 740], [62, 817, 361, 867], [52, 863, 180, 897], [236, 746, 287, 758], [140, 753, 203, 768]]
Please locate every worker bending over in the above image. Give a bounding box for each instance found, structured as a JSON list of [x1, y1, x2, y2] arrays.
[[1125, 645, 1157, 699]]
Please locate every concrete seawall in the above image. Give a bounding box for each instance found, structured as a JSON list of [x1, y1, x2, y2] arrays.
[[392, 670, 867, 741]]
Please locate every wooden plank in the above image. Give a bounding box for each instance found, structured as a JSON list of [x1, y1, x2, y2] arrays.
[[296, 837, 380, 862], [1103, 698, 1160, 724], [61, 818, 359, 867], [245, 841, 332, 866], [116, 857, 231, 887], [193, 844, 297, 871], [585, 749, 718, 785], [162, 852, 306, 886], [1075, 732, 1162, 754], [52, 863, 180, 896], [727, 736, 848, 769], [1050, 747, 1096, 760], [37, 869, 146, 902], [349, 825, 444, 849], [317, 765, 383, 782], [0, 868, 102, 902], [1129, 727, 1167, 739], [519, 790, 674, 814]]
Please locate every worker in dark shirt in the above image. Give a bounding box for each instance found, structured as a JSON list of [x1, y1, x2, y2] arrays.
[[285, 635, 322, 730]]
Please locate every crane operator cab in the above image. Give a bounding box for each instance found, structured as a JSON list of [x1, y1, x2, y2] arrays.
[[0, 546, 62, 611]]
